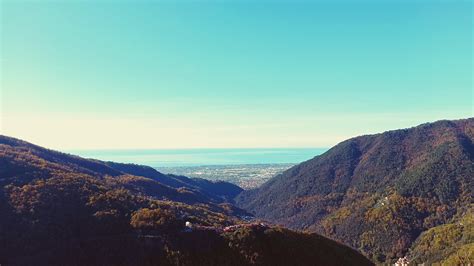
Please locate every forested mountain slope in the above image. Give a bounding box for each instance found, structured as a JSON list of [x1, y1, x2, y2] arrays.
[[0, 135, 243, 203], [0, 135, 372, 265], [236, 118, 474, 263], [406, 204, 473, 265]]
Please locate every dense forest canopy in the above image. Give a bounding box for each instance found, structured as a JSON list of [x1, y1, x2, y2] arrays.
[[236, 118, 474, 264], [0, 135, 371, 266]]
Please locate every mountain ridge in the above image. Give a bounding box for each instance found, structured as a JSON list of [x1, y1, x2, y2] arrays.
[[0, 135, 243, 204], [0, 134, 372, 265], [236, 118, 474, 263]]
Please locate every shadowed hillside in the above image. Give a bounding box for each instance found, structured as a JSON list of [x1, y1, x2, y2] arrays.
[[236, 118, 474, 263], [0, 135, 372, 266], [0, 135, 243, 204]]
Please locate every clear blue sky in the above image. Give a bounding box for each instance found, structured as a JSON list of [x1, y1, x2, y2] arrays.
[[1, 0, 472, 149]]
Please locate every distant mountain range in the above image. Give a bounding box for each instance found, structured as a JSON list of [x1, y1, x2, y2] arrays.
[[0, 135, 371, 265], [236, 118, 474, 264]]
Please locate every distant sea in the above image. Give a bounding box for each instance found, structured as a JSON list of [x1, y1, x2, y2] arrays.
[[69, 148, 327, 189], [69, 148, 327, 168]]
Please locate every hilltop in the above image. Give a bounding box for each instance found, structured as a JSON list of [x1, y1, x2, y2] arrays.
[[236, 118, 474, 263], [0, 135, 372, 265]]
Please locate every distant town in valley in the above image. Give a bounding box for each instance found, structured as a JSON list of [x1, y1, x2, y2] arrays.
[[157, 163, 294, 189]]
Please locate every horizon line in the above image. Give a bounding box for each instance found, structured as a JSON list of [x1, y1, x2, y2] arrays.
[[65, 146, 330, 152]]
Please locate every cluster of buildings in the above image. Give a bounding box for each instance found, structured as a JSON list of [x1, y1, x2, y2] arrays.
[[394, 256, 409, 266], [222, 222, 268, 232], [184, 221, 269, 233]]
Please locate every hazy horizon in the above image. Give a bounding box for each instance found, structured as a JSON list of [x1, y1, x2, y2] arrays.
[[67, 147, 327, 167], [1, 0, 472, 150]]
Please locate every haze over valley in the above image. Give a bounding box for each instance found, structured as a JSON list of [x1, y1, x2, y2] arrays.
[[70, 148, 326, 189], [156, 164, 295, 189]]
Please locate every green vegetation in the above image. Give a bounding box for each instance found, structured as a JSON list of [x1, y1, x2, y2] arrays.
[[0, 135, 372, 265], [236, 118, 474, 264], [407, 206, 474, 264]]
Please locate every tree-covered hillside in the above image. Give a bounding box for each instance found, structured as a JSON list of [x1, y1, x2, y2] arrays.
[[0, 135, 372, 266], [236, 118, 474, 263]]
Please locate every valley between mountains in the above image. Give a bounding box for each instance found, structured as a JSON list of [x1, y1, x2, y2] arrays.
[[1, 118, 472, 265]]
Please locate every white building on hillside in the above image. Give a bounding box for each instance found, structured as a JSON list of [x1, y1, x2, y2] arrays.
[[394, 256, 409, 266]]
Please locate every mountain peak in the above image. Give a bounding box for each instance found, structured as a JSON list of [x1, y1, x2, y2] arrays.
[[236, 118, 474, 263]]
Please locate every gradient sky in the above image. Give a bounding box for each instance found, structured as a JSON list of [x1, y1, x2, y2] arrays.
[[0, 0, 472, 149]]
